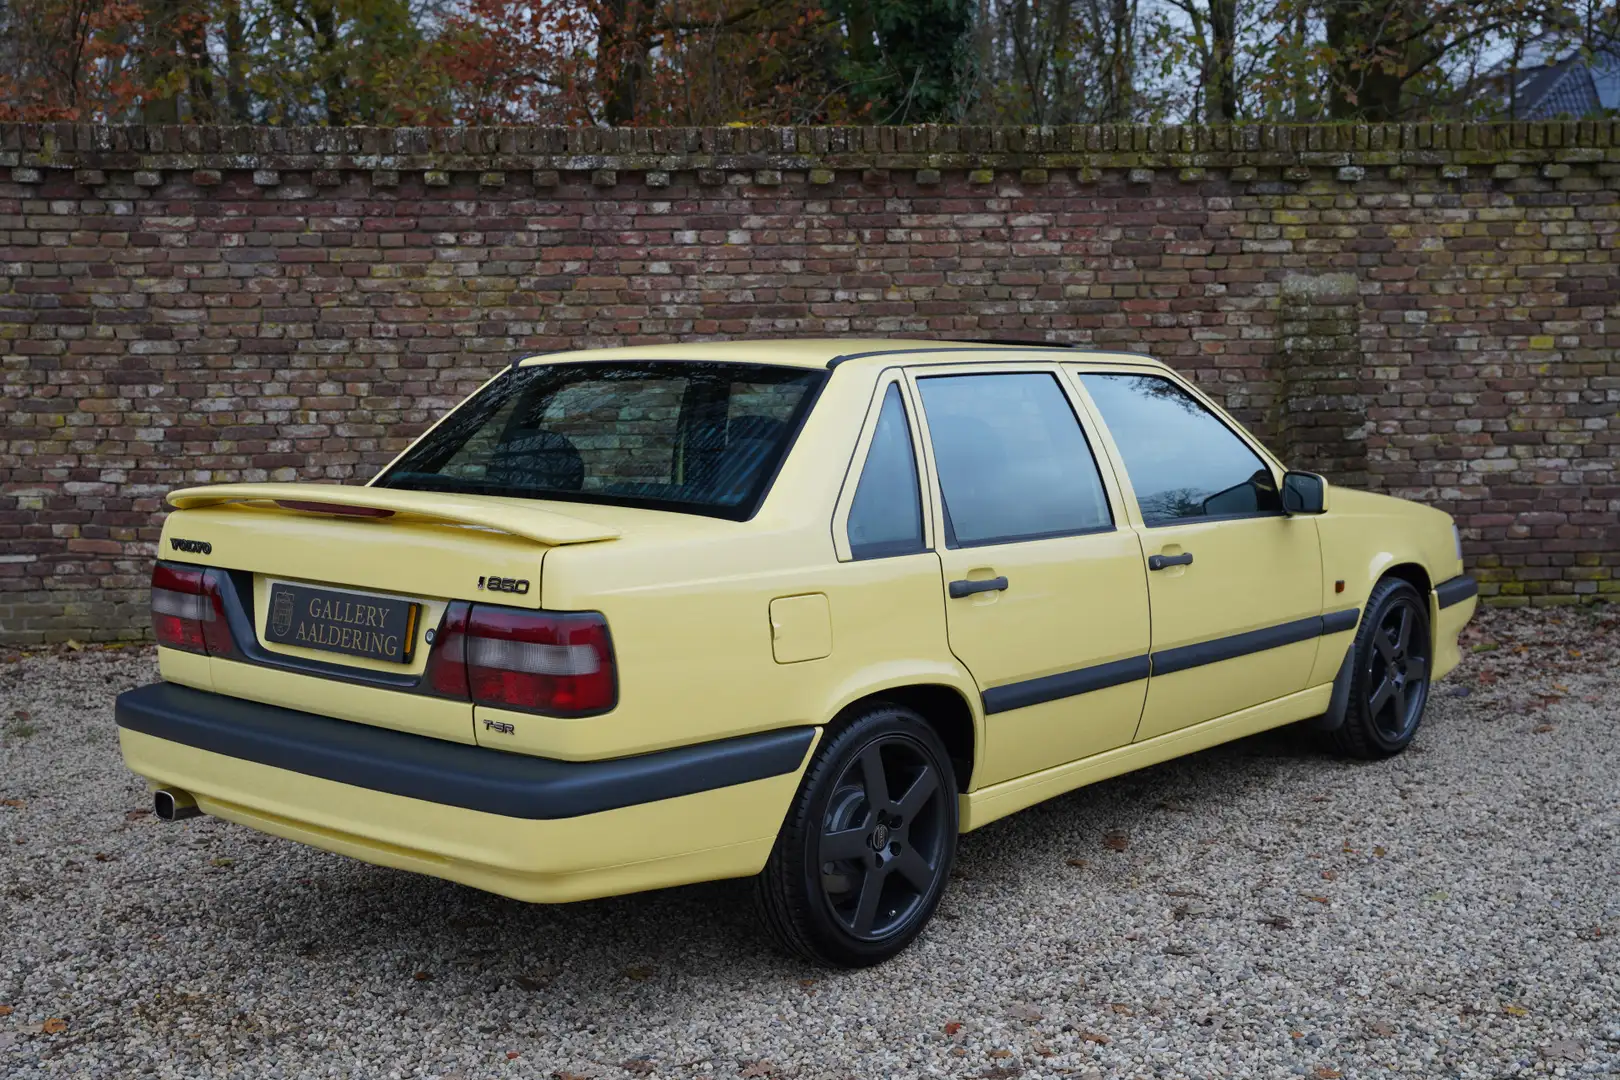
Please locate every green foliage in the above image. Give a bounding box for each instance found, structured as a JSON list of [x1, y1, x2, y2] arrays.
[[833, 0, 975, 121]]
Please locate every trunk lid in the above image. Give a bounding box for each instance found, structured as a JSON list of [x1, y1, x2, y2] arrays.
[[156, 483, 620, 743]]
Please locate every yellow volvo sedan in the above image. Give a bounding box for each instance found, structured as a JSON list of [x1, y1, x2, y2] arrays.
[[116, 339, 1477, 966]]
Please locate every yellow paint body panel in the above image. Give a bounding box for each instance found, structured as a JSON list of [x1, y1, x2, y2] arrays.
[[119, 727, 817, 903], [121, 339, 1477, 907]]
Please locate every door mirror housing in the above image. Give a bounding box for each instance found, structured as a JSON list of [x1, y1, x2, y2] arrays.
[[1282, 471, 1327, 514]]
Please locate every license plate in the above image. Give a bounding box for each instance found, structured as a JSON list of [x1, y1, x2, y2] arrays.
[[264, 583, 419, 664]]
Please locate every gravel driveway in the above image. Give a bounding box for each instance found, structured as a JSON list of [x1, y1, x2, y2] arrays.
[[2, 607, 1617, 1079]]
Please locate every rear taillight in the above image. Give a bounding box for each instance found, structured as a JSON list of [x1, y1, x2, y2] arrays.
[[422, 602, 471, 698], [463, 607, 616, 716], [151, 563, 233, 657]]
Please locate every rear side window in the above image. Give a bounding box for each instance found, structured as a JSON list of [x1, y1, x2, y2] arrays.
[[1079, 372, 1281, 525], [918, 372, 1113, 548], [847, 384, 925, 559], [376, 361, 823, 520]]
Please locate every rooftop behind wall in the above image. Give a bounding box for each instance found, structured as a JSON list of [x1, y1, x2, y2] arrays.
[[1, 122, 1617, 642]]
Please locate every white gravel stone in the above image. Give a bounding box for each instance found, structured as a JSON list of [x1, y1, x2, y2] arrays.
[[1, 606, 1616, 1078]]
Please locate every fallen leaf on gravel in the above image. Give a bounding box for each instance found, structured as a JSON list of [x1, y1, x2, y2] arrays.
[[1303, 895, 1330, 905], [1503, 1004, 1529, 1017], [1368, 1021, 1395, 1037], [125, 809, 151, 820], [66, 639, 83, 651], [740, 1061, 775, 1078], [41, 1018, 67, 1034], [620, 1059, 655, 1075], [1542, 1039, 1585, 1061], [1424, 890, 1449, 902], [988, 1048, 1013, 1059], [1163, 945, 1194, 956], [1065, 857, 1088, 868], [209, 857, 233, 867], [1373, 846, 1387, 857], [1313, 1068, 1341, 1079], [0, 799, 22, 808], [0, 1005, 11, 1016], [1102, 831, 1129, 852], [1033, 1044, 1053, 1057], [412, 971, 432, 981], [623, 965, 655, 981], [1320, 870, 1337, 881], [1470, 641, 1499, 652], [514, 976, 547, 991], [1258, 914, 1292, 930], [1109, 1003, 1132, 1015], [93, 852, 110, 862], [980, 1067, 1021, 1079], [1007, 1003, 1042, 1021], [1081, 1031, 1110, 1044], [552, 1073, 589, 1080], [944, 1022, 963, 1035], [1532, 724, 1555, 734]]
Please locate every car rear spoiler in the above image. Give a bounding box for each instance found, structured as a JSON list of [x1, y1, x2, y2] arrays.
[[165, 483, 621, 546]]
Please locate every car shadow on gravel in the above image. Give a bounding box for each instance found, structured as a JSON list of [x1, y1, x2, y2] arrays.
[[209, 720, 1344, 983]]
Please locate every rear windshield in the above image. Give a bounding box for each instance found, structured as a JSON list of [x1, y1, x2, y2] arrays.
[[374, 361, 825, 519]]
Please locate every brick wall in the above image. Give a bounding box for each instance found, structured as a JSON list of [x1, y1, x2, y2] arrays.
[[1, 122, 1617, 642]]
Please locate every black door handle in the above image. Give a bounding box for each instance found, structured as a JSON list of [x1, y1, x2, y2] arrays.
[[948, 576, 1009, 598], [1148, 552, 1194, 571]]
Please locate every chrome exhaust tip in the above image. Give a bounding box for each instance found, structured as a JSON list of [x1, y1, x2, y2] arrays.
[[153, 788, 200, 822]]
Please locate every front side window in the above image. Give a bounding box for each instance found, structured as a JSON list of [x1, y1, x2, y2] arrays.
[[918, 372, 1113, 548], [1079, 372, 1281, 526], [376, 361, 823, 519], [847, 383, 926, 559]]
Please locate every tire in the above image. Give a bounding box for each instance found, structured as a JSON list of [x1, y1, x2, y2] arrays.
[[1329, 577, 1434, 759], [753, 703, 958, 967]]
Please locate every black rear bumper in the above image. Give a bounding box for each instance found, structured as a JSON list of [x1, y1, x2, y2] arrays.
[[115, 683, 814, 820]]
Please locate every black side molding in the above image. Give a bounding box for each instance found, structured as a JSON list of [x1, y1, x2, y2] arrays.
[[983, 655, 1151, 715], [1435, 575, 1478, 609], [1152, 612, 1337, 678], [115, 683, 814, 820], [978, 607, 1361, 715]]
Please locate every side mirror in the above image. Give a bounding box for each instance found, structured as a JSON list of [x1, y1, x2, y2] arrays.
[[1282, 471, 1327, 514]]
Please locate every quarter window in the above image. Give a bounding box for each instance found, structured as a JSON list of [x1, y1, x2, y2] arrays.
[[847, 384, 926, 559], [1079, 373, 1282, 525], [918, 373, 1113, 548]]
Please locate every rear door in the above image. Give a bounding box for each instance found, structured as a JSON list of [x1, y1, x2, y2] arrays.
[[1069, 369, 1325, 742], [907, 364, 1152, 788]]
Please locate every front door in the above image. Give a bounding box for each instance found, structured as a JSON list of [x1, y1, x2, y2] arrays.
[[909, 367, 1152, 787], [1072, 370, 1325, 742]]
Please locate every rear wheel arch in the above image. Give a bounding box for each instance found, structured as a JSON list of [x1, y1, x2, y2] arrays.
[[831, 684, 977, 794]]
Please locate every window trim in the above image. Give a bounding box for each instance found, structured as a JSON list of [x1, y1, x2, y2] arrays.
[[1066, 365, 1287, 530], [372, 359, 829, 524], [831, 371, 935, 562], [907, 366, 1120, 551]]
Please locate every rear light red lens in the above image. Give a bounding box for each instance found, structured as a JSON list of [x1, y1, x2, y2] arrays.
[[464, 607, 616, 715], [422, 602, 471, 698], [150, 563, 233, 657]]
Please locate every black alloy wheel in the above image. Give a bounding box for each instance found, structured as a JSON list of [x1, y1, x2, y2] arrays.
[[755, 703, 958, 967], [1331, 577, 1433, 759]]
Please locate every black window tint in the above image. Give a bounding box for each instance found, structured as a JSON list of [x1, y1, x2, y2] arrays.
[[1080, 373, 1282, 525], [919, 373, 1112, 548], [847, 384, 926, 559], [375, 361, 823, 520]]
